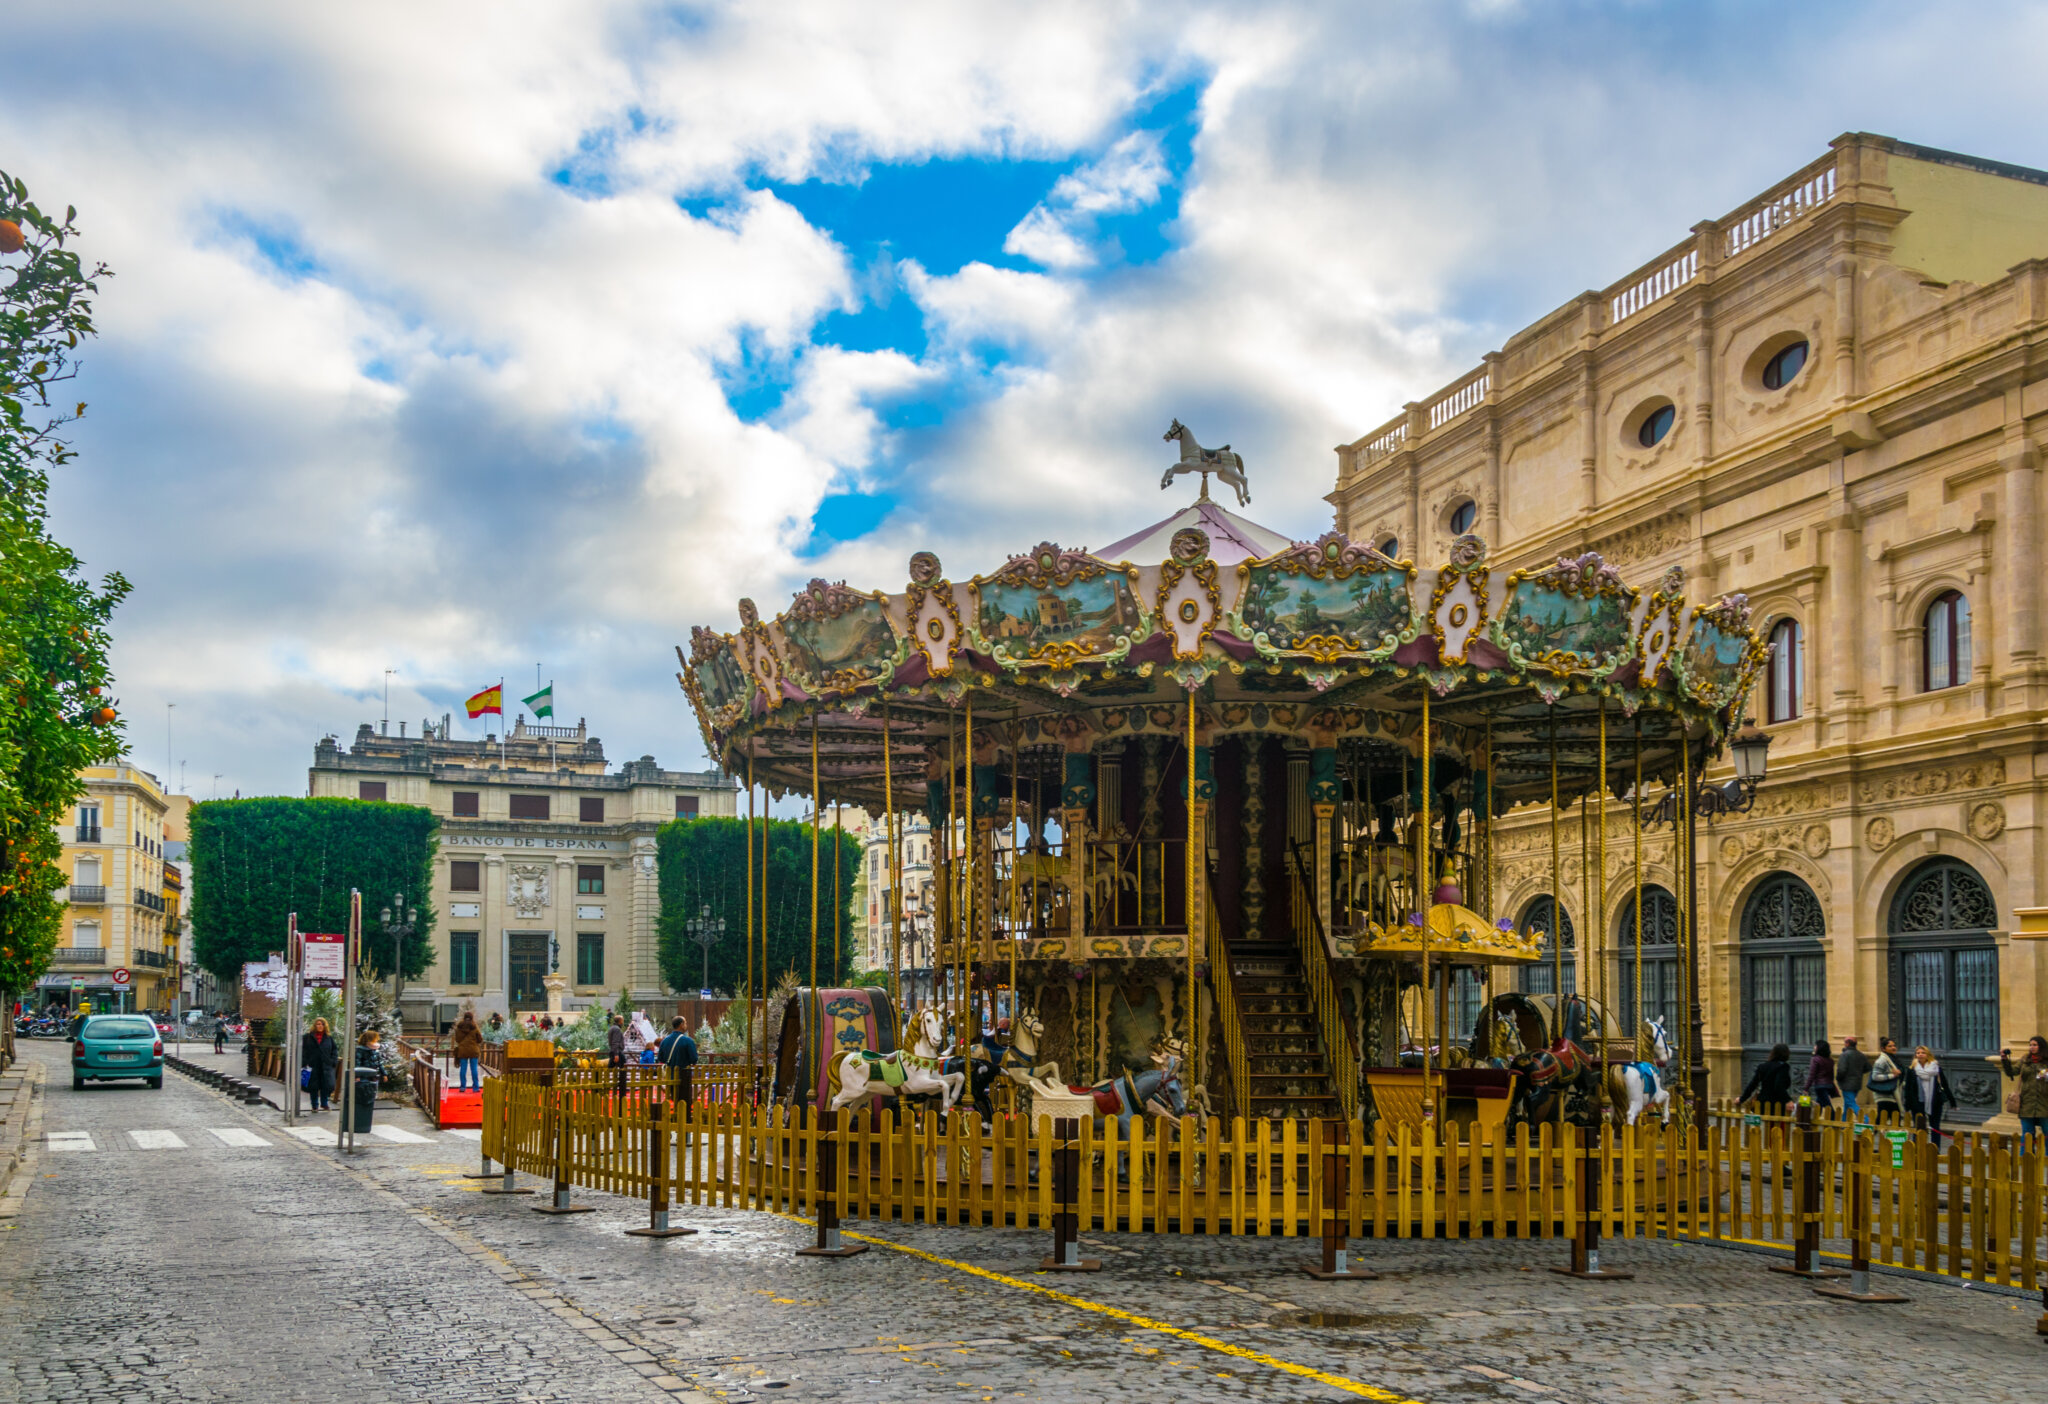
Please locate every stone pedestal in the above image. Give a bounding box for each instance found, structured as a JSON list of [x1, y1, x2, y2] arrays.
[[544, 972, 568, 1016]]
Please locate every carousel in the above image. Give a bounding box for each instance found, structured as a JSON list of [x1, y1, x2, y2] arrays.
[[678, 426, 1771, 1134]]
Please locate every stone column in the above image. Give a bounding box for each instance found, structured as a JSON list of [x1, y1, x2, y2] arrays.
[[631, 836, 661, 1001], [2002, 439, 2040, 684], [1825, 508, 1863, 745], [483, 854, 506, 1013], [555, 856, 575, 996]]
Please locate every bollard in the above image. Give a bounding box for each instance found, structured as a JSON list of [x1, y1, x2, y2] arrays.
[[531, 1085, 595, 1216], [1039, 1117, 1101, 1273], [1814, 1129, 1908, 1304], [1552, 1121, 1632, 1280], [796, 1108, 866, 1257], [1304, 1119, 1377, 1280], [627, 1088, 697, 1239], [1772, 1100, 1847, 1280]]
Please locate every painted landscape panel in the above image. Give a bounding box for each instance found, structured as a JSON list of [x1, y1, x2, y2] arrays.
[[693, 643, 749, 713], [1239, 566, 1411, 651], [780, 596, 897, 684], [1681, 617, 1750, 704], [978, 573, 1144, 656], [1496, 581, 1633, 668]]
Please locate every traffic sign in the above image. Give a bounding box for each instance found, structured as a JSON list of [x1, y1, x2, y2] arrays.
[[111, 967, 132, 986], [301, 932, 347, 988]]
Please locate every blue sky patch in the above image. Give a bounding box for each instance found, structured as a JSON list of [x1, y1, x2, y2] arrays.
[[211, 210, 323, 281], [803, 489, 898, 556], [763, 157, 1073, 275]]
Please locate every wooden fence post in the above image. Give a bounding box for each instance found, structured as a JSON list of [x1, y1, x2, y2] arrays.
[[1304, 1118, 1376, 1280], [1815, 1128, 1907, 1303], [481, 1076, 534, 1196], [626, 1084, 695, 1238], [1552, 1121, 1631, 1280], [1040, 1117, 1100, 1272], [531, 1083, 594, 1216], [798, 1107, 868, 1258], [1773, 1100, 1846, 1279]]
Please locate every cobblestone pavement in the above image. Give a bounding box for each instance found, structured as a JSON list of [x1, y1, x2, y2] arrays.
[[3, 1040, 2043, 1404]]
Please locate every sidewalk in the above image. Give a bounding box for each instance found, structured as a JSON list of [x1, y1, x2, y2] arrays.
[[0, 1056, 44, 1207]]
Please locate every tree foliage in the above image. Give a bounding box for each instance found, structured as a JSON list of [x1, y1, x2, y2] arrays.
[[187, 798, 438, 982], [0, 172, 129, 995], [656, 816, 859, 996]]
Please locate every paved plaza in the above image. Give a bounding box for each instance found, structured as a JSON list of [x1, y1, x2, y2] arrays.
[[1, 1041, 2042, 1403]]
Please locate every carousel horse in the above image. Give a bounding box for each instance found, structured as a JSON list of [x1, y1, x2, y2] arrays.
[[826, 1005, 964, 1114], [1606, 1017, 1673, 1126], [1162, 419, 1251, 506], [986, 1008, 1062, 1091], [1028, 1055, 1188, 1136]]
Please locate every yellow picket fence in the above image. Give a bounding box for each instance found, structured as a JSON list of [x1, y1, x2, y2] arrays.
[[480, 1075, 2048, 1286]]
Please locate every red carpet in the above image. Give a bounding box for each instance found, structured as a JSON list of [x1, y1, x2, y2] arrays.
[[438, 1088, 483, 1128]]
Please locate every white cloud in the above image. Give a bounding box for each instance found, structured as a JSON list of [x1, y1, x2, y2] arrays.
[[1004, 130, 1172, 268]]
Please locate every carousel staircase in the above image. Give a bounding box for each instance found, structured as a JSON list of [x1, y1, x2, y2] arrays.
[[1225, 942, 1341, 1121]]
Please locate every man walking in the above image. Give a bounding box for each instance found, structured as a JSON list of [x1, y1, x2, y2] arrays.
[[213, 1015, 228, 1055], [1836, 1035, 1869, 1122], [656, 1017, 699, 1106]]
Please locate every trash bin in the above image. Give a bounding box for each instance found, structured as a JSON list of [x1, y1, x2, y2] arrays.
[[352, 1047, 380, 1131]]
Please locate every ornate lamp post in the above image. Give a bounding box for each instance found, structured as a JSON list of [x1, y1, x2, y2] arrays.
[[379, 894, 416, 1021], [686, 904, 726, 996], [1648, 719, 1772, 1114]]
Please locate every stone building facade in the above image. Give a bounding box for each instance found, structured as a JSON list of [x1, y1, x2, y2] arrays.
[[309, 717, 735, 1022], [1330, 133, 2048, 1121], [44, 763, 173, 1014]]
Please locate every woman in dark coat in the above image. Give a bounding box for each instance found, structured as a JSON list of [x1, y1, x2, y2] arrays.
[[301, 1017, 340, 1111], [1740, 1042, 1795, 1113], [1901, 1045, 1956, 1138], [1804, 1039, 1837, 1112], [351, 1029, 383, 1131]]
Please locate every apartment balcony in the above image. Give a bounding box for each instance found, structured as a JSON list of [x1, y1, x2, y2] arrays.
[[133, 949, 169, 969], [52, 947, 106, 966], [75, 825, 101, 843], [66, 885, 107, 905], [134, 888, 166, 913]]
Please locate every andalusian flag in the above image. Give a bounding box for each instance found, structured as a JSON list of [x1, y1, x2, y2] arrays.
[[522, 682, 554, 719], [465, 682, 503, 718]]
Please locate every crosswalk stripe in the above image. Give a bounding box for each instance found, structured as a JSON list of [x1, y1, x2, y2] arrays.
[[444, 1128, 483, 1141], [47, 1132, 95, 1152], [207, 1128, 273, 1148], [129, 1130, 187, 1150], [369, 1125, 433, 1144], [284, 1126, 338, 1144]]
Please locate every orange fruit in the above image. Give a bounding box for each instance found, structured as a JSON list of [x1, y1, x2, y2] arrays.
[[0, 221, 21, 254], [92, 706, 116, 725]]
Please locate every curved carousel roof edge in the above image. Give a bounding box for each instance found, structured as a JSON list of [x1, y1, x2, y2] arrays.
[[677, 529, 1769, 812]]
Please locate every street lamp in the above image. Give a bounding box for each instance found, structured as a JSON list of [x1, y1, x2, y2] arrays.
[[1646, 718, 1772, 1117], [379, 894, 416, 1022], [686, 903, 726, 996]]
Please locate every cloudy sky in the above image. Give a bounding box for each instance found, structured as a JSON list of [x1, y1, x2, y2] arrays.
[[8, 1, 2046, 797]]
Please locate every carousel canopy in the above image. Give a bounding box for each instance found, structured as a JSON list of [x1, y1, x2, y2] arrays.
[[678, 488, 1769, 815]]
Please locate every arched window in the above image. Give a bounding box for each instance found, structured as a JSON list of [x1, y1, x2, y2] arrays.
[[1923, 590, 1972, 691], [1378, 536, 1400, 558], [1617, 886, 1681, 1033], [1888, 861, 1999, 1095], [1449, 500, 1477, 535], [1518, 895, 1576, 997], [1767, 619, 1804, 722], [1740, 873, 1827, 1088]]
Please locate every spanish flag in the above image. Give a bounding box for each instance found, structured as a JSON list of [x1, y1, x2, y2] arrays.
[[465, 682, 503, 718]]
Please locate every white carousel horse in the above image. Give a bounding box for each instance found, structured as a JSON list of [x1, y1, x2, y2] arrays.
[[989, 1007, 1063, 1091], [825, 1005, 964, 1114], [1161, 419, 1250, 507], [1608, 1016, 1674, 1126]]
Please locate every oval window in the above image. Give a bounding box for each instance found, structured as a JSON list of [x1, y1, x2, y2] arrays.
[[1637, 403, 1675, 448], [1762, 339, 1808, 390], [1378, 536, 1399, 557], [1449, 500, 1476, 534]]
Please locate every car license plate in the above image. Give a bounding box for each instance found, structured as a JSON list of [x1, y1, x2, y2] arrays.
[[103, 1051, 137, 1062]]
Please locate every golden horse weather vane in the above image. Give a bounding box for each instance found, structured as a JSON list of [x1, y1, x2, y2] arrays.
[[1162, 419, 1250, 506]]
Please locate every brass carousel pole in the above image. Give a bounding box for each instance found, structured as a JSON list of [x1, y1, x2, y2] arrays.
[[1549, 710, 1562, 1043], [1677, 732, 1693, 1119], [810, 718, 821, 996], [964, 691, 975, 1054], [1009, 730, 1020, 1027], [1420, 687, 1432, 1121], [1596, 699, 1608, 1104], [745, 753, 757, 1105], [882, 701, 902, 1010], [1632, 718, 1644, 1060], [1185, 690, 1198, 1069]]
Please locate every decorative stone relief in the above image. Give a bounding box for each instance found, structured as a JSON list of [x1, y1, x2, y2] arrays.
[[1969, 801, 2006, 840], [1801, 823, 1831, 858], [1865, 816, 1895, 852], [1751, 783, 1830, 817], [508, 863, 551, 919], [1857, 759, 2005, 804], [1718, 837, 1744, 867]]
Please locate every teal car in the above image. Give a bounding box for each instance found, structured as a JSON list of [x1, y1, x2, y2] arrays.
[[73, 1014, 163, 1090]]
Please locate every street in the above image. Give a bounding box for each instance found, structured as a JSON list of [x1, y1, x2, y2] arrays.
[[3, 1039, 2045, 1403]]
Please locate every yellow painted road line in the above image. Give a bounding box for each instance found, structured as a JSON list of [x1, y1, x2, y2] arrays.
[[774, 1215, 1432, 1404]]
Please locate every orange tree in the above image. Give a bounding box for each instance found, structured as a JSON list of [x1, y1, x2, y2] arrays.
[[0, 172, 129, 996]]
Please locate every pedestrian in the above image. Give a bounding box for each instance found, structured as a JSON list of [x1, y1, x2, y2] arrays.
[[301, 1016, 340, 1111], [351, 1028, 383, 1131], [1836, 1035, 1870, 1122], [487, 1011, 504, 1037], [1740, 1042, 1795, 1115], [1999, 1034, 2048, 1143], [539, 1016, 554, 1034], [1866, 1038, 1904, 1124], [656, 1016, 699, 1105], [1805, 1039, 1837, 1112], [213, 1014, 228, 1055], [451, 1011, 483, 1092], [607, 1015, 626, 1069], [1901, 1045, 1955, 1139]]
